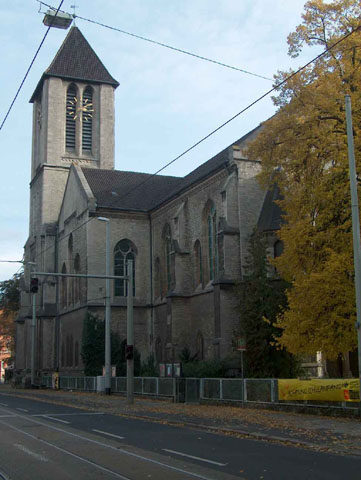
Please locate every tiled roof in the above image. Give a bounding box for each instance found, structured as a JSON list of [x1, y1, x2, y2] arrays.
[[257, 184, 284, 232], [30, 27, 118, 102], [82, 168, 182, 212], [82, 126, 265, 213]]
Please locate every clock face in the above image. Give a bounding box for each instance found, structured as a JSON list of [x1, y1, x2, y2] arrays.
[[67, 96, 94, 121]]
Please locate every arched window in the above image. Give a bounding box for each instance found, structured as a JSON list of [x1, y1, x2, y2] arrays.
[[196, 331, 204, 360], [114, 239, 136, 297], [164, 224, 172, 291], [274, 240, 284, 258], [194, 240, 203, 288], [204, 201, 217, 282], [74, 253, 81, 304], [66, 84, 77, 150], [68, 235, 73, 305], [61, 263, 67, 308], [82, 86, 93, 152], [155, 337, 162, 363]]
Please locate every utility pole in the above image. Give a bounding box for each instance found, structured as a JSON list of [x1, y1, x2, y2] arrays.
[[127, 259, 134, 405], [31, 291, 36, 387], [98, 217, 111, 395], [345, 95, 361, 413]]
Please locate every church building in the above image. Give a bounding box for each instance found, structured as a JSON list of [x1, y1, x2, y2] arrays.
[[15, 27, 279, 375]]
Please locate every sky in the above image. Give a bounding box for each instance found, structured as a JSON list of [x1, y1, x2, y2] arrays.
[[0, 0, 319, 281]]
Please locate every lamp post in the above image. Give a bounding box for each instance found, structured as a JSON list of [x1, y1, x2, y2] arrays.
[[345, 96, 361, 413], [97, 217, 111, 395]]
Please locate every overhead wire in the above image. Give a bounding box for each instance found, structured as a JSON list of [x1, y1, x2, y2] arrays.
[[99, 24, 361, 207], [37, 1, 272, 81], [0, 0, 65, 132], [21, 14, 360, 276]]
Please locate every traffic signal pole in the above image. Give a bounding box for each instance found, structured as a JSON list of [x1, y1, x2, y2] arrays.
[[127, 259, 134, 405], [31, 292, 37, 387]]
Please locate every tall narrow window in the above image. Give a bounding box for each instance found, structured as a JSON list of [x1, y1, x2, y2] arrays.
[[74, 254, 81, 304], [207, 205, 217, 281], [164, 224, 172, 290], [194, 240, 203, 287], [61, 263, 67, 308], [82, 86, 93, 152], [274, 240, 284, 258], [66, 84, 77, 150], [114, 239, 136, 297], [154, 257, 161, 298], [68, 235, 73, 305]]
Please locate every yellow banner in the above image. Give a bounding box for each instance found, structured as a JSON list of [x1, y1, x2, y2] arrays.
[[278, 379, 360, 402]]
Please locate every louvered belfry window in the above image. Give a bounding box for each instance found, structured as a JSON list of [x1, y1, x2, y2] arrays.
[[66, 84, 77, 150], [82, 86, 93, 152]]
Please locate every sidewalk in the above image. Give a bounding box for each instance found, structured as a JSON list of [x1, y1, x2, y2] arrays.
[[1, 385, 360, 457]]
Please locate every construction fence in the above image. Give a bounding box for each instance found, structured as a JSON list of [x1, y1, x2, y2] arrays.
[[41, 375, 359, 409]]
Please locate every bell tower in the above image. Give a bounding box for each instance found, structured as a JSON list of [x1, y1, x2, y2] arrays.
[[29, 26, 119, 231], [16, 27, 119, 373]]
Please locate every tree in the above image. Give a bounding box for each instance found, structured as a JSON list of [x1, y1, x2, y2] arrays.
[[238, 232, 299, 378], [246, 0, 361, 359], [81, 312, 140, 376], [0, 273, 21, 356]]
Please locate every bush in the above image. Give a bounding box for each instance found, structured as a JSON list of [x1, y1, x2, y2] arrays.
[[81, 312, 141, 376]]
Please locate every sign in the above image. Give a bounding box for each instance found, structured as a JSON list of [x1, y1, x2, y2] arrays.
[[236, 337, 247, 351], [166, 363, 173, 377], [159, 363, 166, 377], [173, 363, 182, 377], [278, 378, 360, 403]]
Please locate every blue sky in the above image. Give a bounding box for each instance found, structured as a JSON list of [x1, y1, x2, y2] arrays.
[[0, 0, 316, 280]]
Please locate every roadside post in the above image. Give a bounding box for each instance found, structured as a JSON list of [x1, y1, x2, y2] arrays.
[[126, 259, 134, 404], [237, 336, 247, 402], [345, 95, 361, 415], [30, 277, 39, 387]]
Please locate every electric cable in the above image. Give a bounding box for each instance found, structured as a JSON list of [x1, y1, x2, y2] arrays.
[[103, 24, 361, 207], [37, 1, 272, 81], [0, 0, 65, 132], [25, 22, 360, 276]]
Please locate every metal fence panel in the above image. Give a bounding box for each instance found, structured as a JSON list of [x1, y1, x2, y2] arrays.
[[158, 378, 174, 396], [245, 379, 272, 402], [143, 378, 157, 395], [134, 377, 142, 394], [222, 379, 244, 401], [185, 378, 200, 402], [203, 379, 220, 399]]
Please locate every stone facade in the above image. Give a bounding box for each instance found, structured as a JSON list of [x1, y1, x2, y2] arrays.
[[16, 27, 276, 377]]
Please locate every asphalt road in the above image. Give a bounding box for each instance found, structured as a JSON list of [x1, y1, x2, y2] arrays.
[[0, 393, 359, 480]]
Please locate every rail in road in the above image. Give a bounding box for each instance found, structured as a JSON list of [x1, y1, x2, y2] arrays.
[[0, 400, 238, 480], [0, 393, 360, 479]]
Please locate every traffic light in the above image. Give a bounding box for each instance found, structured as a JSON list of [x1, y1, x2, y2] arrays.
[[30, 277, 39, 293], [125, 344, 134, 360]]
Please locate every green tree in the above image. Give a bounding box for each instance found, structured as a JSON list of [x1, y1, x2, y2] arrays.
[[81, 312, 140, 376], [247, 0, 361, 359], [0, 273, 21, 356], [238, 232, 299, 378]]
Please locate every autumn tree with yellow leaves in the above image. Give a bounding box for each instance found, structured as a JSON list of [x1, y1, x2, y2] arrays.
[[247, 0, 361, 360]]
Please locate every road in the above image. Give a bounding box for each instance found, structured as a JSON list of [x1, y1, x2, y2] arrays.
[[0, 393, 359, 479]]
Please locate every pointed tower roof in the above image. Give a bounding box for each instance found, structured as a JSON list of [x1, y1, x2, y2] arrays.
[[30, 26, 119, 102]]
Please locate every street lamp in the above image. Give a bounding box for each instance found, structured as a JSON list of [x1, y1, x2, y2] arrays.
[[97, 217, 111, 395]]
